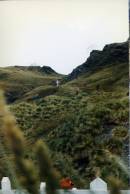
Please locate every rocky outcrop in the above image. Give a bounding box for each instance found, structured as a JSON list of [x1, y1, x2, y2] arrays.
[[67, 41, 128, 80]]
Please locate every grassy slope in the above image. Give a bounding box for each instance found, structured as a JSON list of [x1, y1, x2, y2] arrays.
[[4, 61, 128, 188], [67, 63, 128, 92], [0, 67, 61, 102]]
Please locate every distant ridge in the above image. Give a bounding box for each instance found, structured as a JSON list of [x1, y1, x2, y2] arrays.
[[13, 65, 58, 75]]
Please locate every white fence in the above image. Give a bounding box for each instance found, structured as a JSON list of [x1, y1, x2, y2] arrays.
[[0, 177, 130, 194]]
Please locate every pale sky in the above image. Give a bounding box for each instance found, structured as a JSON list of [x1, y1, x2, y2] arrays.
[[0, 0, 129, 74]]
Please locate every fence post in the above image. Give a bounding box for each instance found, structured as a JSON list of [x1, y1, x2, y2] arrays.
[[1, 177, 12, 191], [40, 182, 46, 193], [90, 177, 107, 192], [1, 177, 14, 194]]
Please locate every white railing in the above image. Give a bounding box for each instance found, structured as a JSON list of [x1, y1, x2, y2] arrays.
[[0, 177, 130, 194]]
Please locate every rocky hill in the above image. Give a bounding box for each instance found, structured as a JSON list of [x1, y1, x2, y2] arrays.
[[67, 42, 128, 80]]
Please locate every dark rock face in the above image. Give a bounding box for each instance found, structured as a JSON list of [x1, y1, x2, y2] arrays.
[[67, 41, 128, 80]]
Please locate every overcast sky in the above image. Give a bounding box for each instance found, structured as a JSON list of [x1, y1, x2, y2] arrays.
[[0, 0, 128, 74]]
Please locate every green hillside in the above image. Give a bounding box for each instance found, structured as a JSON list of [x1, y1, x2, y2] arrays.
[[0, 41, 129, 188], [0, 66, 62, 103]]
